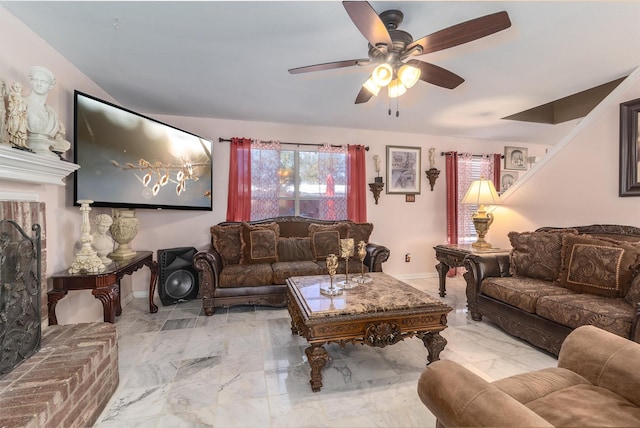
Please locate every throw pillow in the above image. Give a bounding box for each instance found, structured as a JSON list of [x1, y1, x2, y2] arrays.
[[347, 222, 374, 246], [240, 222, 279, 264], [308, 223, 349, 260], [508, 229, 578, 281], [210, 224, 242, 266], [558, 235, 640, 297], [278, 237, 315, 262]]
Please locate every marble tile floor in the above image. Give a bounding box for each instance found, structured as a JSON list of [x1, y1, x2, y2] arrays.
[[94, 275, 557, 428]]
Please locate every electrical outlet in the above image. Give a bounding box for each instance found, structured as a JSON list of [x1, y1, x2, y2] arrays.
[[405, 253, 411, 262]]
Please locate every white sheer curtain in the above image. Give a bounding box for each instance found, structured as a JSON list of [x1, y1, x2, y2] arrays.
[[250, 140, 281, 220], [457, 154, 495, 244]]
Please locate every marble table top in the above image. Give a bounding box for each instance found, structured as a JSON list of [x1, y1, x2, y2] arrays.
[[288, 272, 451, 319]]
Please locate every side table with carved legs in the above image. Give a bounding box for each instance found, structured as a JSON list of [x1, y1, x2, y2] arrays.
[[48, 251, 157, 325]]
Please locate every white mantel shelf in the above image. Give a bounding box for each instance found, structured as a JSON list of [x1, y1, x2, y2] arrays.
[[0, 144, 79, 186]]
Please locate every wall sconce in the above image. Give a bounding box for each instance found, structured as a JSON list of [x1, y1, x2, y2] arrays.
[[461, 177, 502, 248], [425, 168, 440, 191], [425, 147, 440, 191], [369, 178, 384, 205]]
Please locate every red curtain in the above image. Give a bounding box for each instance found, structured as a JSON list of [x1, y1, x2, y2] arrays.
[[347, 145, 367, 222], [493, 153, 501, 191], [445, 151, 459, 245], [225, 137, 252, 221]]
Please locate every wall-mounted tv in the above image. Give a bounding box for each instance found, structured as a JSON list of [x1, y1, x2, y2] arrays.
[[73, 90, 213, 211]]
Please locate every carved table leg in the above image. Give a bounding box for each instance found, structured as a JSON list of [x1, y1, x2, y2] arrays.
[[421, 331, 448, 365], [115, 279, 123, 316], [435, 261, 449, 297], [305, 344, 329, 392], [148, 260, 159, 314], [47, 289, 67, 326], [92, 284, 118, 323], [463, 268, 482, 321]]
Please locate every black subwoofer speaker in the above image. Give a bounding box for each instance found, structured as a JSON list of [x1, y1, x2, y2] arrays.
[[158, 247, 199, 306]]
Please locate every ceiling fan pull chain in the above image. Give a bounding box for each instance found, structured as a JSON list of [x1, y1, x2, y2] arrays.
[[388, 96, 391, 116], [396, 97, 400, 117]]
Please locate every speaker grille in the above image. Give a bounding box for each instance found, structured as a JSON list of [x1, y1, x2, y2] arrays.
[[158, 247, 199, 305]]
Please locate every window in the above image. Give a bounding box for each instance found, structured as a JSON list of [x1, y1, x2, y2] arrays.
[[250, 145, 347, 220]]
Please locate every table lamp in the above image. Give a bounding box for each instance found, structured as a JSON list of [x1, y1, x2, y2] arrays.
[[461, 178, 502, 248]]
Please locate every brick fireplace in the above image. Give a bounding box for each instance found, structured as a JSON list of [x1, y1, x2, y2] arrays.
[[0, 198, 119, 426]]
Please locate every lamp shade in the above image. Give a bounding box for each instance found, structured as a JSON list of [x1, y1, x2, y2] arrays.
[[388, 79, 407, 98], [398, 64, 421, 89], [461, 178, 502, 207], [371, 63, 393, 87], [363, 77, 381, 96]]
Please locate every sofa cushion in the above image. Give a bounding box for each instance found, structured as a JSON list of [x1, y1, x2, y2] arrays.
[[219, 263, 273, 288], [508, 230, 577, 281], [271, 261, 324, 285], [558, 235, 640, 297], [308, 223, 349, 260], [625, 273, 640, 307], [535, 293, 634, 338], [526, 384, 640, 428], [347, 222, 374, 245], [278, 237, 314, 262], [240, 222, 279, 264], [211, 224, 242, 266], [480, 276, 575, 313]]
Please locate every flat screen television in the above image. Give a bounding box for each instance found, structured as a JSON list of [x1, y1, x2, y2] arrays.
[[73, 90, 213, 211]]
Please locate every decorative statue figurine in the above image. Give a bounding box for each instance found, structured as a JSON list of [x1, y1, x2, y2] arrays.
[[23, 65, 71, 156], [7, 82, 28, 149], [91, 214, 114, 264], [0, 79, 8, 145]]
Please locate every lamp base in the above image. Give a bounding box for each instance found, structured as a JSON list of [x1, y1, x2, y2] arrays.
[[471, 239, 493, 249]]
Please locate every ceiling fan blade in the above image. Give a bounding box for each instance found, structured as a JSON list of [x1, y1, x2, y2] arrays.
[[406, 60, 464, 89], [407, 11, 511, 56], [343, 1, 392, 48], [355, 86, 374, 104], [288, 59, 370, 74]]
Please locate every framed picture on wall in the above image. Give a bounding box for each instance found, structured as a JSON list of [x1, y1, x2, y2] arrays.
[[620, 97, 640, 196], [500, 171, 518, 193], [386, 145, 421, 194], [504, 146, 528, 170]]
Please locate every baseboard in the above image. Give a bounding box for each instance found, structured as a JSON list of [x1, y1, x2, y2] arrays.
[[132, 290, 149, 299], [392, 272, 438, 281]]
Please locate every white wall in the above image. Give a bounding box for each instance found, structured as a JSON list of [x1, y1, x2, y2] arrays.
[[0, 5, 549, 324], [489, 68, 640, 248]]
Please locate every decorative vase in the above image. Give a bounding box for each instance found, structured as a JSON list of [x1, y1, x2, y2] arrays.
[[68, 200, 105, 274], [108, 208, 139, 260]]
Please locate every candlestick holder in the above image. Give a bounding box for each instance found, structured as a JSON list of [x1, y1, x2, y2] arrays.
[[68, 200, 106, 274], [320, 254, 342, 296], [337, 238, 356, 289], [354, 240, 373, 284]]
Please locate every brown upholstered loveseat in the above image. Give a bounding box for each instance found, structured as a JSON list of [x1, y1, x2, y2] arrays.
[[193, 216, 390, 315], [464, 224, 640, 355], [418, 325, 640, 427]]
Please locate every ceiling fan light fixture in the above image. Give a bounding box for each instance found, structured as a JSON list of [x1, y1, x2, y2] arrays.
[[371, 63, 393, 87], [398, 64, 421, 89], [388, 79, 406, 98], [363, 77, 381, 96]]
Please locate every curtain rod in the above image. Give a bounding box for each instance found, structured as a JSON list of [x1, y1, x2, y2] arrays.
[[441, 151, 504, 159], [219, 137, 369, 151]]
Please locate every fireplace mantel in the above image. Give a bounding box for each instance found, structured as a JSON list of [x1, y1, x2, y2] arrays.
[[0, 144, 79, 186]]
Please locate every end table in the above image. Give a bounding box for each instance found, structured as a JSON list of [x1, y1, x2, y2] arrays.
[[48, 251, 157, 324], [434, 244, 509, 297]]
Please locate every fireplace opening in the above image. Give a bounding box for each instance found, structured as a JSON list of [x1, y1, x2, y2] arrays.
[[0, 219, 42, 377]]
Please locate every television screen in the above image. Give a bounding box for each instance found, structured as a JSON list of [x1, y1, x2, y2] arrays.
[[73, 90, 213, 211]]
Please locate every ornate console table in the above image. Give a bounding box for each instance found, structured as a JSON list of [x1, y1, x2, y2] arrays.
[[48, 251, 157, 324], [434, 244, 509, 297]]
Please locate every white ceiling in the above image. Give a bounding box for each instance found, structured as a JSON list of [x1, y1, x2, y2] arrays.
[[4, 1, 640, 145]]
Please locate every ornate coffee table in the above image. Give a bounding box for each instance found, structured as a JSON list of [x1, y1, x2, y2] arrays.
[[286, 272, 452, 392]]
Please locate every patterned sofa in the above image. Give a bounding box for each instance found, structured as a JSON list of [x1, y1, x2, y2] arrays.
[[193, 216, 390, 315], [463, 224, 640, 355]]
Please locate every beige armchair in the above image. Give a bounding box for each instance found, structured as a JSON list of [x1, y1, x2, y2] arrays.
[[417, 325, 640, 427]]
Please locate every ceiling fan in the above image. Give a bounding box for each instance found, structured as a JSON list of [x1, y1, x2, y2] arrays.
[[289, 1, 511, 105]]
